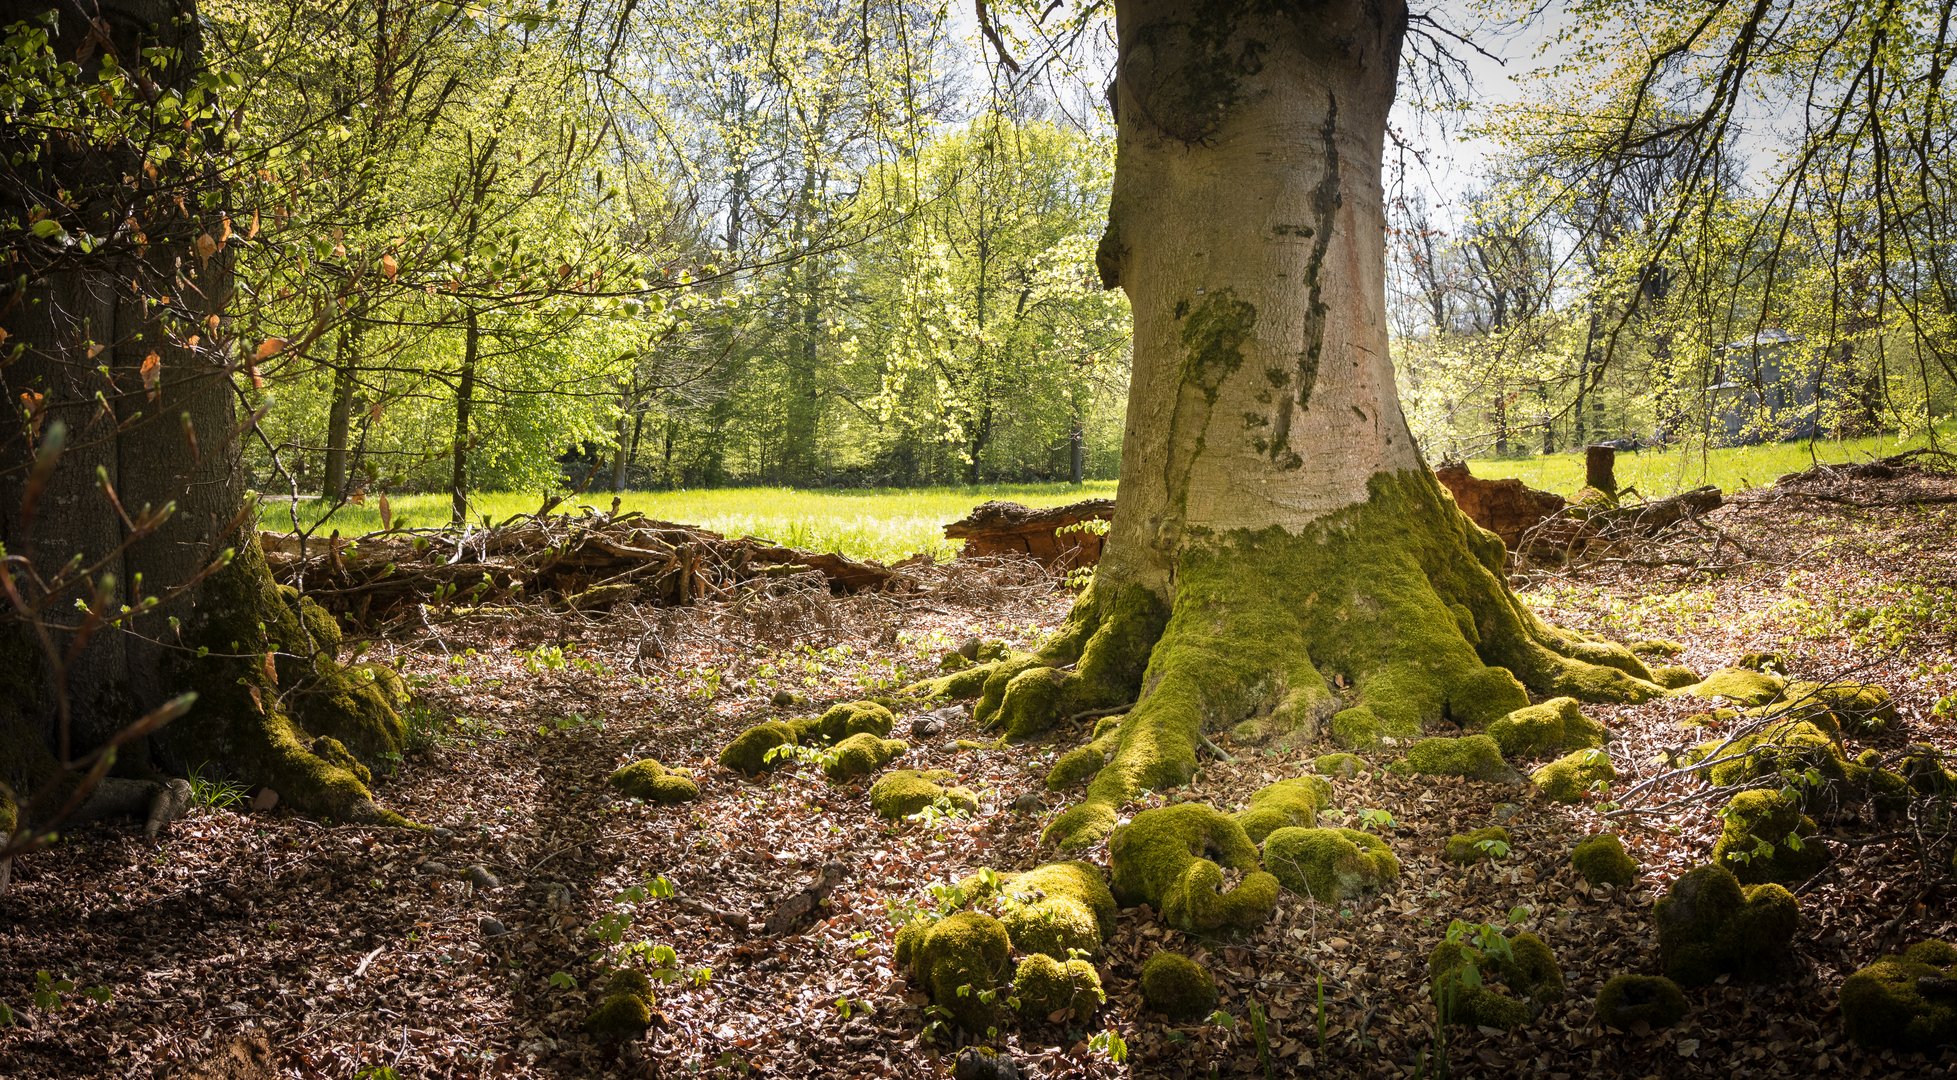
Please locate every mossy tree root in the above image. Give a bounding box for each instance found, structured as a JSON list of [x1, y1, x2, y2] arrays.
[[938, 471, 1666, 851], [158, 534, 411, 825]]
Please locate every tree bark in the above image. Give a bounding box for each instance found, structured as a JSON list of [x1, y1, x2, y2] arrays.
[[929, 0, 1660, 852], [450, 310, 479, 526], [322, 319, 360, 498], [1, 2, 407, 839]]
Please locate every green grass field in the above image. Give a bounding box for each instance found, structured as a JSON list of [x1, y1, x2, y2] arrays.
[[259, 428, 1944, 563], [1466, 427, 1944, 499], [256, 482, 1119, 563]]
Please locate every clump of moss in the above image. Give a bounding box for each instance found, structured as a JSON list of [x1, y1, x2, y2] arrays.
[[1401, 735, 1514, 782], [1783, 680, 1898, 737], [894, 911, 1012, 1031], [1428, 931, 1563, 1029], [719, 720, 798, 776], [1233, 776, 1333, 843], [1685, 667, 1787, 707], [869, 769, 977, 819], [966, 860, 1118, 960], [311, 736, 372, 787], [1650, 665, 1702, 690], [1329, 706, 1387, 750], [1011, 953, 1103, 1022], [1712, 789, 1826, 885], [1629, 639, 1685, 659], [583, 969, 655, 1040], [1653, 864, 1798, 986], [1262, 827, 1399, 902], [1139, 951, 1216, 1019], [608, 759, 700, 804], [1047, 745, 1106, 791], [1532, 748, 1615, 803], [1108, 803, 1278, 934], [1443, 826, 1511, 865], [1594, 974, 1688, 1029], [1840, 940, 1957, 1050], [1313, 752, 1364, 777], [1483, 697, 1603, 759], [1901, 743, 1957, 795], [802, 700, 896, 742], [1570, 834, 1637, 888], [1684, 719, 1906, 815], [1738, 651, 1789, 674], [822, 733, 906, 783]]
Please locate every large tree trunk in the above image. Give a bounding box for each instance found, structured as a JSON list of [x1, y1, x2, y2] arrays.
[[931, 0, 1660, 851], [1, 2, 408, 845], [322, 319, 360, 498]]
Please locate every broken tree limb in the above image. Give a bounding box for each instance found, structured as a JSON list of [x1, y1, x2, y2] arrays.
[[942, 499, 1114, 568]]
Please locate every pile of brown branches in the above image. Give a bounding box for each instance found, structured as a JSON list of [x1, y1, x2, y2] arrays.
[[261, 511, 918, 628]]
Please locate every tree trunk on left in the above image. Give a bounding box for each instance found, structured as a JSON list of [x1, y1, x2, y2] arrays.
[[0, 2, 409, 845]]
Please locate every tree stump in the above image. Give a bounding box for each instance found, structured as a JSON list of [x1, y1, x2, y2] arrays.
[[942, 500, 1114, 569], [1585, 445, 1618, 497]]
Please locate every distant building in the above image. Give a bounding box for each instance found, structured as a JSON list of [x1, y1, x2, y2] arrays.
[[1707, 329, 1818, 445]]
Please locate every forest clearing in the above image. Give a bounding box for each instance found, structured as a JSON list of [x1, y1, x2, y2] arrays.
[[8, 0, 1957, 1077]]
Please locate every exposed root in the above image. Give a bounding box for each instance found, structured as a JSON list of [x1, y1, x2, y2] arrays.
[[927, 470, 1664, 850]]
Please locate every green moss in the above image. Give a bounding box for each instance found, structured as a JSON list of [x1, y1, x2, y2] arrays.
[[1840, 940, 1957, 1050], [583, 969, 655, 1040], [1483, 697, 1603, 759], [1233, 775, 1333, 843], [310, 737, 371, 787], [1442, 826, 1511, 865], [869, 769, 977, 819], [1901, 743, 1957, 795], [609, 759, 699, 804], [159, 535, 406, 824], [800, 700, 895, 742], [1262, 826, 1399, 902], [821, 733, 906, 783], [1629, 639, 1685, 658], [1650, 665, 1702, 690], [1712, 789, 1827, 885], [1429, 931, 1563, 1029], [1108, 803, 1277, 933], [1401, 735, 1514, 782], [993, 860, 1117, 959], [1531, 748, 1615, 803], [1653, 864, 1799, 986], [1046, 745, 1107, 791], [898, 911, 1012, 1031], [1781, 680, 1898, 737], [1738, 651, 1789, 674], [718, 720, 798, 776], [1139, 951, 1217, 1019], [1594, 974, 1687, 1029], [1041, 470, 1660, 851], [1570, 834, 1637, 888], [1011, 954, 1103, 1022], [1313, 752, 1363, 777], [1685, 667, 1787, 707], [1684, 719, 1903, 813]]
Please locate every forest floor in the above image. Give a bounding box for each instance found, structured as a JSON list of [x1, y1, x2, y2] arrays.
[[6, 465, 1957, 1079]]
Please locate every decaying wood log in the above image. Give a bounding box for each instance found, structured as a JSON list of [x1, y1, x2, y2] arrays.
[[262, 511, 910, 625], [1581, 485, 1724, 536], [942, 499, 1114, 568], [1433, 462, 1568, 551]]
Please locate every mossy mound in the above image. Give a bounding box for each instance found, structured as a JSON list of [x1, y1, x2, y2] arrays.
[[1840, 940, 1957, 1051], [1483, 697, 1604, 759], [1011, 953, 1103, 1022], [1329, 706, 1388, 750], [1738, 651, 1789, 674], [822, 733, 906, 783], [1570, 834, 1637, 888], [802, 700, 896, 742], [719, 720, 799, 776], [1532, 748, 1615, 803], [1650, 665, 1702, 690], [894, 911, 1012, 1031], [1782, 680, 1898, 737], [1233, 775, 1333, 843], [1108, 803, 1278, 934], [608, 759, 700, 804], [1401, 734, 1514, 782], [869, 769, 977, 819], [1685, 667, 1787, 707], [583, 969, 655, 1040], [1901, 743, 1957, 795], [1046, 745, 1106, 791], [1443, 826, 1511, 865], [1713, 789, 1827, 885], [1429, 931, 1564, 1029], [1595, 974, 1688, 1029], [1313, 752, 1364, 777], [1139, 951, 1216, 1019], [1629, 639, 1685, 659], [1262, 826, 1399, 903], [978, 860, 1119, 960], [1686, 719, 1908, 814], [1654, 864, 1799, 986]]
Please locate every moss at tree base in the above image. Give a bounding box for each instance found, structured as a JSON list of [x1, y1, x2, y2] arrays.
[[1108, 803, 1277, 933], [1570, 834, 1637, 888], [1262, 826, 1399, 902]]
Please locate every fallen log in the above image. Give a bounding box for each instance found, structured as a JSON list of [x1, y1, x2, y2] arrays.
[[261, 511, 907, 625], [942, 498, 1114, 569]]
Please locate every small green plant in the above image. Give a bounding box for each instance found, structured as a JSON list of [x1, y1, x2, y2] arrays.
[[184, 763, 248, 810], [516, 644, 569, 673], [1088, 1026, 1129, 1064], [547, 971, 578, 990], [1246, 1000, 1274, 1079], [762, 742, 841, 772], [402, 703, 451, 753], [1473, 836, 1511, 859], [1356, 807, 1397, 833]]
